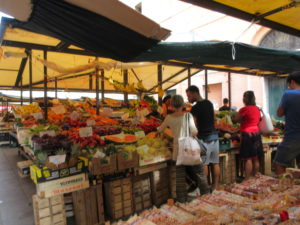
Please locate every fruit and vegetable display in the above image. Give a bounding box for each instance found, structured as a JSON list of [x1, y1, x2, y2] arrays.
[[117, 174, 300, 225], [13, 103, 42, 116]]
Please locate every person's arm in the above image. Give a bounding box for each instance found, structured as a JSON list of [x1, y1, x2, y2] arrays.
[[277, 93, 287, 117], [188, 113, 198, 137], [232, 109, 243, 123], [157, 116, 169, 133], [277, 107, 285, 117]]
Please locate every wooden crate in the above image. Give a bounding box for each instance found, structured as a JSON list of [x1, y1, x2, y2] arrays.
[[90, 155, 117, 175], [72, 185, 105, 225], [33, 194, 66, 225], [132, 174, 152, 212], [36, 173, 89, 198], [104, 177, 133, 220], [117, 151, 139, 171], [17, 160, 33, 178], [150, 168, 170, 206]]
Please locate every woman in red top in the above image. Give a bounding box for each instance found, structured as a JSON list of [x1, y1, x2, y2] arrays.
[[235, 91, 263, 179]]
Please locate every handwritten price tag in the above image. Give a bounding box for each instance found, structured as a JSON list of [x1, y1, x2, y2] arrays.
[[39, 130, 56, 137], [86, 120, 96, 126], [79, 127, 93, 137], [137, 145, 149, 153], [121, 113, 129, 120], [32, 112, 43, 120], [52, 105, 66, 114], [70, 111, 79, 120], [135, 131, 145, 139]]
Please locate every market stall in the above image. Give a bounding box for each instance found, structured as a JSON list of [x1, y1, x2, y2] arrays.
[[1, 9, 300, 225]]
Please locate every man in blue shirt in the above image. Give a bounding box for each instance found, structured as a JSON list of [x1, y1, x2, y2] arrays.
[[274, 71, 300, 175]]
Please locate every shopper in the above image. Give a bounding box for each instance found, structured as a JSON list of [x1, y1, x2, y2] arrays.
[[186, 86, 220, 190], [234, 91, 263, 180], [274, 71, 300, 175], [157, 95, 209, 202], [219, 98, 231, 111], [162, 95, 174, 117]]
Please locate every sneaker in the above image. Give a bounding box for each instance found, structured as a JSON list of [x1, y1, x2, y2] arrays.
[[187, 188, 200, 197]]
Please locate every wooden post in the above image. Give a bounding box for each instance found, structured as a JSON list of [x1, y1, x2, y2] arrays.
[[55, 77, 58, 99], [187, 67, 191, 87], [158, 65, 163, 105], [228, 72, 232, 108], [43, 50, 48, 120], [29, 50, 33, 103], [101, 70, 105, 103], [123, 70, 128, 104], [205, 69, 208, 99], [95, 69, 100, 115]]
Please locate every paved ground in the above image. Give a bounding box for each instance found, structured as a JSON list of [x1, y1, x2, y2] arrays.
[[0, 145, 35, 225]]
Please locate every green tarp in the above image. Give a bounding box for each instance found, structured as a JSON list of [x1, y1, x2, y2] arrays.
[[133, 41, 300, 74]]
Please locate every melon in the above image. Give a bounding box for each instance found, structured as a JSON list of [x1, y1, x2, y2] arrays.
[[105, 134, 137, 144]]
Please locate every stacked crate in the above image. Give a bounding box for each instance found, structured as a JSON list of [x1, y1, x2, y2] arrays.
[[104, 177, 133, 220], [169, 165, 176, 199], [133, 174, 152, 212], [72, 185, 105, 225], [151, 168, 170, 206], [32, 194, 66, 225]]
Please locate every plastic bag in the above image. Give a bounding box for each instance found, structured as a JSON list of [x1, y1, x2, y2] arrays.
[[259, 110, 274, 134]]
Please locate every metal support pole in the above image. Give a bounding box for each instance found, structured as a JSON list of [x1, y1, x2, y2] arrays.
[[55, 77, 58, 99], [228, 72, 232, 108], [123, 70, 128, 104], [89, 74, 93, 90], [43, 51, 48, 120], [187, 67, 191, 87], [158, 65, 163, 105], [95, 69, 100, 115], [20, 75, 23, 106], [205, 69, 208, 99], [29, 50, 33, 103], [101, 70, 105, 103]]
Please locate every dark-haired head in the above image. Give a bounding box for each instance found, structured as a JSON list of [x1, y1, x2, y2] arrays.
[[223, 98, 229, 104], [162, 95, 172, 104], [186, 85, 201, 103], [287, 71, 300, 88], [243, 91, 256, 106]]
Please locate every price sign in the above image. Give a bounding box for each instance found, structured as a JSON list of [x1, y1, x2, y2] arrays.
[[32, 112, 43, 120], [49, 154, 66, 165], [137, 145, 149, 153], [39, 130, 56, 137], [79, 127, 93, 137], [70, 111, 79, 120], [86, 120, 96, 126], [103, 107, 113, 116], [121, 113, 129, 120], [52, 105, 66, 114], [135, 130, 145, 139]]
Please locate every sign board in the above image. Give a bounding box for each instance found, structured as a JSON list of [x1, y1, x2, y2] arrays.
[[36, 173, 89, 198], [39, 130, 56, 137], [135, 131, 145, 139], [32, 112, 43, 120], [86, 119, 96, 126], [79, 127, 93, 137], [52, 105, 66, 115]]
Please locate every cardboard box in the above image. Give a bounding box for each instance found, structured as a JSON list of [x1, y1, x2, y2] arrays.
[[117, 151, 139, 170], [17, 160, 33, 178], [90, 154, 117, 175], [30, 157, 88, 184], [36, 173, 89, 198]]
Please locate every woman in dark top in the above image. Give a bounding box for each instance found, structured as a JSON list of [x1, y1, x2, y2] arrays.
[[234, 91, 263, 180]]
